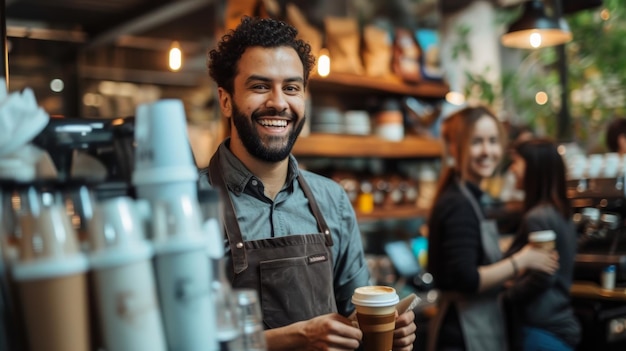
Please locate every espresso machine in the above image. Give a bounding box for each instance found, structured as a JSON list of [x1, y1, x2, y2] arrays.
[[567, 174, 626, 350], [31, 116, 136, 198], [569, 176, 626, 282]]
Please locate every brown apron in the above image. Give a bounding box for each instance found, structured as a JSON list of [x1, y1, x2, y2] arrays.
[[427, 180, 508, 351], [208, 153, 337, 329]]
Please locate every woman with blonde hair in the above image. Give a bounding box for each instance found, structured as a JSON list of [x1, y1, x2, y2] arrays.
[[426, 105, 559, 351]]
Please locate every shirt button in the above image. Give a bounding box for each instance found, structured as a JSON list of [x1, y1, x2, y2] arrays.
[[251, 179, 258, 186], [236, 242, 244, 249]]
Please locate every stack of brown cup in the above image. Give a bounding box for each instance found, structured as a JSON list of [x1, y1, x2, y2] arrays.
[[12, 204, 90, 351]]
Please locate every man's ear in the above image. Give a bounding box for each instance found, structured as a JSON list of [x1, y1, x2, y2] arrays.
[[217, 87, 232, 117]]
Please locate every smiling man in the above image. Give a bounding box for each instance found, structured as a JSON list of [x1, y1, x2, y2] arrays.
[[198, 16, 416, 351]]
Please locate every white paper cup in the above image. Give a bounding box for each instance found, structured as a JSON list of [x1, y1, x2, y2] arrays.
[[154, 247, 215, 351], [132, 99, 198, 201], [92, 260, 166, 351], [89, 197, 149, 254], [88, 197, 166, 351], [604, 152, 621, 178]]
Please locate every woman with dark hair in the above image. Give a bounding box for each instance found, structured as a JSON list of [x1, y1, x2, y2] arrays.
[[605, 117, 626, 155], [426, 106, 559, 351], [503, 138, 581, 351]]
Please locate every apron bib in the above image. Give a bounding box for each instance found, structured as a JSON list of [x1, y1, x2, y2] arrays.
[[208, 154, 337, 329], [427, 180, 508, 351]]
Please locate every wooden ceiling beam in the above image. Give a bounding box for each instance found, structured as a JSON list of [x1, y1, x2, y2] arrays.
[[84, 0, 213, 50]]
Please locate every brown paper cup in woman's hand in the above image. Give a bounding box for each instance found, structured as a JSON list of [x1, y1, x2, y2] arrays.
[[352, 286, 399, 351], [529, 230, 556, 251]]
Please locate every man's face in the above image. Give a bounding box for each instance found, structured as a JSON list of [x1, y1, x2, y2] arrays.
[[221, 46, 307, 163]]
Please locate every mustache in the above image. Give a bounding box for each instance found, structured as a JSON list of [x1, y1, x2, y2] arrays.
[[251, 108, 295, 120]]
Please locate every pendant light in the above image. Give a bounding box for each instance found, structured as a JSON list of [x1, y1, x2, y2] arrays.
[[501, 0, 572, 49], [168, 41, 182, 71], [317, 48, 331, 77]]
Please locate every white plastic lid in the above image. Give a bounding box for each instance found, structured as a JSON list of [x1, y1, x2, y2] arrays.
[[152, 234, 209, 255], [529, 230, 556, 243], [89, 242, 153, 269], [351, 286, 399, 307], [132, 166, 198, 186], [12, 254, 89, 281]]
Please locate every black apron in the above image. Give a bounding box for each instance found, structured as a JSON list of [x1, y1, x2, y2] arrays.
[[208, 153, 338, 329], [427, 180, 508, 351]]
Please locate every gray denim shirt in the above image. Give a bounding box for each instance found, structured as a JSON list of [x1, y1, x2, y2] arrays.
[[198, 140, 371, 316]]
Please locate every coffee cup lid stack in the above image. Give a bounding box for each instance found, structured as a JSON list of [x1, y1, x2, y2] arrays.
[[88, 197, 153, 269], [150, 194, 207, 255], [132, 99, 198, 204], [13, 204, 88, 282]]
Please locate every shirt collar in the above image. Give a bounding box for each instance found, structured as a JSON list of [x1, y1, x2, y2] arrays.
[[216, 138, 300, 195]]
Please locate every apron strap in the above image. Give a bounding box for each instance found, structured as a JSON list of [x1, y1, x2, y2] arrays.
[[457, 179, 485, 221], [297, 171, 334, 247], [457, 179, 503, 265], [208, 153, 248, 274]]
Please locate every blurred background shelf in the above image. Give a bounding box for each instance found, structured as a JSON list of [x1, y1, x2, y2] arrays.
[[293, 133, 443, 158], [309, 73, 449, 98], [356, 206, 430, 221]]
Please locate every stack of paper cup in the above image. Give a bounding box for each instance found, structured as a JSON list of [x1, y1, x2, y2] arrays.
[[88, 197, 166, 351], [132, 99, 198, 203], [12, 204, 90, 351], [151, 194, 217, 351]]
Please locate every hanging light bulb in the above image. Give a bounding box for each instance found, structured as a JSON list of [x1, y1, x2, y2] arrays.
[[501, 0, 572, 49], [317, 48, 331, 77], [169, 41, 182, 71]]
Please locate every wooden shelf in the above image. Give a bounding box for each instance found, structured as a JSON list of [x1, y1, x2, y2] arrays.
[[293, 133, 443, 158], [571, 281, 626, 301], [309, 72, 449, 98], [356, 206, 430, 221]]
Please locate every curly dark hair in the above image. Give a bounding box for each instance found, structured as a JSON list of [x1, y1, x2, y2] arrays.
[[208, 16, 316, 95]]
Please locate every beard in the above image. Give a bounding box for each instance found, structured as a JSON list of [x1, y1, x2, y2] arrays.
[[231, 103, 305, 162]]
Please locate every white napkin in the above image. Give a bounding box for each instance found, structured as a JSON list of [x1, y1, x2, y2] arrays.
[[0, 80, 50, 157]]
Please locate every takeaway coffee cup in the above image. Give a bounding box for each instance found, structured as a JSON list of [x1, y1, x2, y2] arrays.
[[12, 204, 90, 351], [529, 230, 556, 251], [352, 285, 399, 351]]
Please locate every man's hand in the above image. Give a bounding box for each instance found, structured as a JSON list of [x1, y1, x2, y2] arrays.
[[392, 309, 416, 351], [266, 313, 362, 351]]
